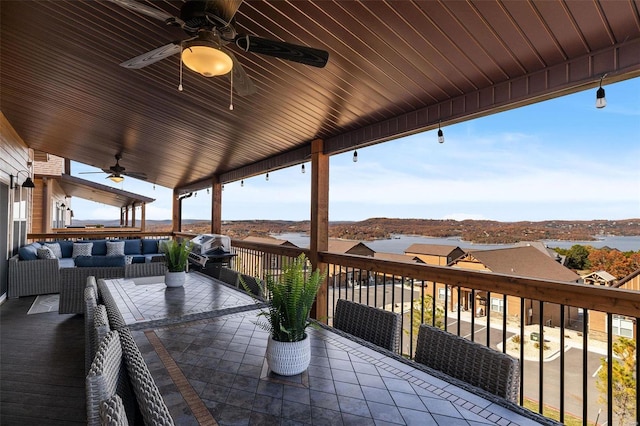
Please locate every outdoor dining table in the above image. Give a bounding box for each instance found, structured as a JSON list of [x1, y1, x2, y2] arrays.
[[104, 274, 553, 425]]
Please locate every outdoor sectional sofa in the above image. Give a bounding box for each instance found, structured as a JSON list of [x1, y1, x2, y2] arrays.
[[8, 238, 168, 313]]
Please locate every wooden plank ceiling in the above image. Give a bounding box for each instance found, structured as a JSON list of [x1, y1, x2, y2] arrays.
[[2, 1, 639, 192]]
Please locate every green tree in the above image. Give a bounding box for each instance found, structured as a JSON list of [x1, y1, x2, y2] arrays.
[[408, 295, 445, 344], [565, 244, 591, 270], [596, 337, 636, 425]]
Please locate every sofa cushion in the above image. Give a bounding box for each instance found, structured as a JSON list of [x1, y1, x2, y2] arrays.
[[75, 256, 126, 268], [45, 242, 63, 258], [123, 239, 141, 255], [58, 240, 74, 258], [37, 246, 57, 260], [89, 240, 108, 256], [19, 242, 41, 260], [73, 242, 94, 258], [106, 241, 125, 257], [141, 239, 159, 255], [58, 258, 76, 268]]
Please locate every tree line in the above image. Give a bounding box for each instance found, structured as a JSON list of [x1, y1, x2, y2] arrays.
[[554, 245, 640, 279]]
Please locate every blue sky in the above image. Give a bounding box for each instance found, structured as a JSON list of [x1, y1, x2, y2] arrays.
[[71, 78, 640, 223]]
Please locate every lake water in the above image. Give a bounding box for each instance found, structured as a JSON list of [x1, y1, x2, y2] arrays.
[[273, 233, 640, 254]]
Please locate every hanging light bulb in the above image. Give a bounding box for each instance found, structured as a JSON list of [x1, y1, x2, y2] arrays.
[[353, 150, 358, 162], [266, 173, 269, 181], [221, 185, 224, 191], [241, 180, 244, 187], [437, 121, 445, 143], [596, 75, 607, 109], [207, 187, 210, 194], [301, 164, 305, 174]]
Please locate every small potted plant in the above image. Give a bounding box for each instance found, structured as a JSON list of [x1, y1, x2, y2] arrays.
[[164, 239, 192, 287], [247, 253, 325, 376]]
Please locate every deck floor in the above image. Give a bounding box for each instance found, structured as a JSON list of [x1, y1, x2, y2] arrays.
[[0, 296, 85, 425]]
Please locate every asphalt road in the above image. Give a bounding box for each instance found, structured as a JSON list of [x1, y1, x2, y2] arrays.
[[445, 317, 607, 424]]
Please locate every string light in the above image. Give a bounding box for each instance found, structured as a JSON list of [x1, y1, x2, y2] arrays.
[[266, 173, 269, 181], [207, 187, 210, 194], [241, 180, 244, 187], [596, 74, 607, 109], [437, 121, 444, 144], [301, 164, 305, 174], [353, 150, 358, 162]]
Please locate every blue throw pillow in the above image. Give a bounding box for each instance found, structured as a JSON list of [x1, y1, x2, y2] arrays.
[[141, 239, 159, 255], [58, 240, 74, 258], [18, 243, 41, 260], [124, 239, 141, 255], [89, 239, 108, 256]]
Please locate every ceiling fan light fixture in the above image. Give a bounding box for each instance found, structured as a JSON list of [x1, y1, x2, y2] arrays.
[[182, 36, 233, 77], [108, 174, 125, 183]]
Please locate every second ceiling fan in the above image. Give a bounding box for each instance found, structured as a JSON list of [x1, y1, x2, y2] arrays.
[[111, 0, 330, 96]]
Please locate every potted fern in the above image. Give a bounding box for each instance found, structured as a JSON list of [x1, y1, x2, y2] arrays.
[[250, 253, 325, 376], [163, 239, 192, 287]]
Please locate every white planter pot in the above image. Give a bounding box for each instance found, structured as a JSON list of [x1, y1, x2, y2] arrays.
[[164, 271, 186, 288], [266, 334, 311, 376]]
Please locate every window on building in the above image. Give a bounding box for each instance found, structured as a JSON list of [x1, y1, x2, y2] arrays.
[[437, 287, 451, 301], [612, 315, 634, 338], [490, 297, 504, 313]]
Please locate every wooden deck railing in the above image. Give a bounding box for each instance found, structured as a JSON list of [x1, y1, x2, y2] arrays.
[[229, 239, 640, 426], [27, 231, 173, 242]]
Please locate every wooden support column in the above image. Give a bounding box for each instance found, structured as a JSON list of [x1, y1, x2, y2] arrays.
[[131, 203, 136, 229], [125, 206, 129, 228], [140, 202, 146, 232], [120, 207, 125, 226], [172, 189, 180, 233], [211, 176, 222, 234], [309, 138, 329, 322], [43, 177, 53, 233]]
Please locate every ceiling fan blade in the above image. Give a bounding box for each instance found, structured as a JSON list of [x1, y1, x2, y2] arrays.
[[120, 42, 181, 69], [78, 171, 106, 175], [108, 0, 177, 23], [224, 50, 256, 96], [236, 35, 329, 68]]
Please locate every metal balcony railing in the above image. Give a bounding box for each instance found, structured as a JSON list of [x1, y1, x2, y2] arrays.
[[230, 239, 639, 426]]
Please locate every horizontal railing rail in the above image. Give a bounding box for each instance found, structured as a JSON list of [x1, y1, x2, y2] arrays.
[[27, 231, 173, 242], [229, 240, 639, 426]]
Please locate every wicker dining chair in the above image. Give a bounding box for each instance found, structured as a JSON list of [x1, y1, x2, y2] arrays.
[[333, 299, 402, 352], [219, 267, 240, 288], [414, 323, 520, 402]]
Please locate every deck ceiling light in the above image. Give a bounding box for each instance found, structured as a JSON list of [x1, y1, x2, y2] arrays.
[[108, 173, 125, 183], [182, 33, 233, 78], [10, 170, 35, 189], [596, 75, 607, 109], [437, 121, 445, 144]]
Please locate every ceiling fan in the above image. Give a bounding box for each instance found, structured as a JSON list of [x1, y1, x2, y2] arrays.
[[79, 154, 147, 183], [111, 0, 329, 96]]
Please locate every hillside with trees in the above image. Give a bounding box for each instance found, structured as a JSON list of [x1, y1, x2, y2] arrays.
[[141, 218, 640, 244]]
